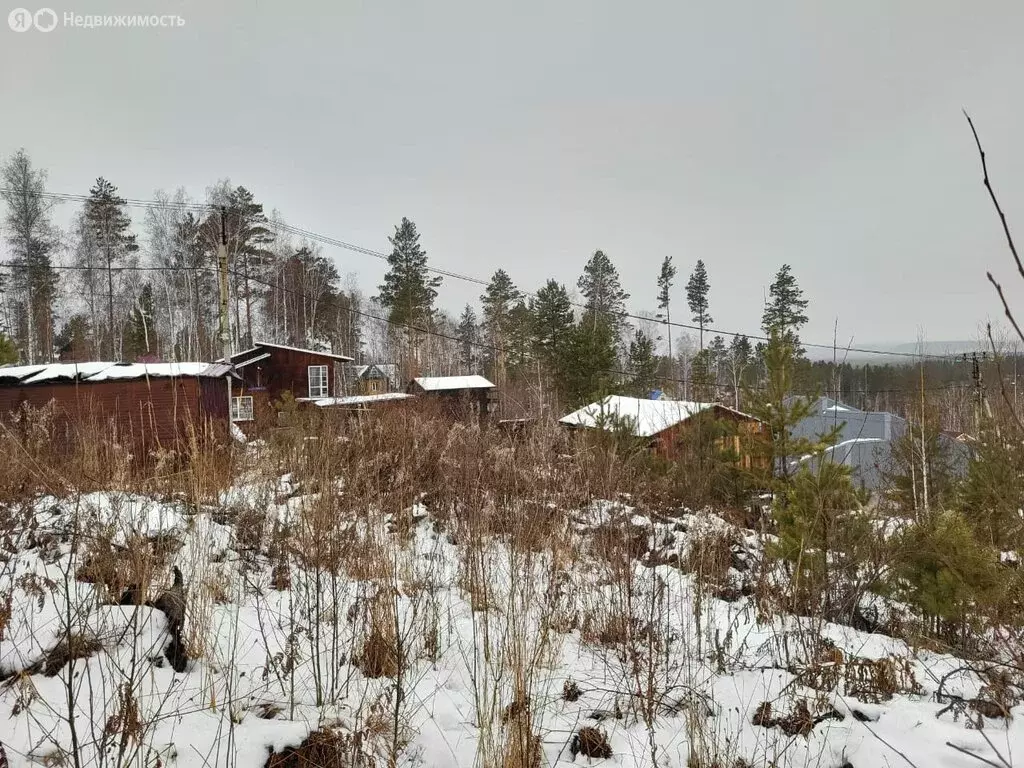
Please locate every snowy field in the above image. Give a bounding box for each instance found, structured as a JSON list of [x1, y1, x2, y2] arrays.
[[0, 485, 1020, 768]]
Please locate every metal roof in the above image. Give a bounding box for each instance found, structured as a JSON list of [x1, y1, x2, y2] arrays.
[[0, 361, 234, 385]]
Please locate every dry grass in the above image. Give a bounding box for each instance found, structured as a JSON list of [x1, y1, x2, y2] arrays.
[[6, 396, 1018, 768], [572, 726, 613, 759], [355, 592, 400, 680], [264, 727, 375, 768]]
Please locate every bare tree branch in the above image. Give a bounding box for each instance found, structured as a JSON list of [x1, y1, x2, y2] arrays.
[[966, 110, 1024, 281], [946, 741, 1009, 768]]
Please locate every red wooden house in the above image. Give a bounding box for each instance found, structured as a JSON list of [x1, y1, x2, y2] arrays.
[[560, 395, 767, 469], [223, 342, 353, 433]]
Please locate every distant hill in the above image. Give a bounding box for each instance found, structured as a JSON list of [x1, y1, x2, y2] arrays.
[[807, 340, 985, 363]]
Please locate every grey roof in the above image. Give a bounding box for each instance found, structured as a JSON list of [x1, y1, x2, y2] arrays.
[[790, 400, 973, 492]]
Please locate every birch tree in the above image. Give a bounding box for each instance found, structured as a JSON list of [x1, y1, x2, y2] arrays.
[[1, 150, 60, 363]]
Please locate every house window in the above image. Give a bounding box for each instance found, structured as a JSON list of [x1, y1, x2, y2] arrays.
[[308, 365, 329, 398], [231, 396, 254, 422]]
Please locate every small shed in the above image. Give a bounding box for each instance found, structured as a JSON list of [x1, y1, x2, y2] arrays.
[[406, 375, 496, 421], [560, 395, 766, 468], [346, 364, 399, 396], [0, 361, 235, 454]]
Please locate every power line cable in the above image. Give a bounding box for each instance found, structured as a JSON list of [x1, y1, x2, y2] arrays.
[[0, 187, 987, 361]]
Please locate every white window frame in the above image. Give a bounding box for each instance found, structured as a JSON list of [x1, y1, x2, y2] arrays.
[[231, 395, 254, 422], [308, 365, 329, 398]]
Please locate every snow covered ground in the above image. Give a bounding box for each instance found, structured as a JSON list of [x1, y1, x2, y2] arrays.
[[0, 487, 1020, 767]]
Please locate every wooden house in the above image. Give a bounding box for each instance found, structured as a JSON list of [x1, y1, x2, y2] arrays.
[[406, 375, 496, 421], [560, 395, 767, 469], [347, 364, 399, 396], [0, 361, 235, 454], [224, 342, 353, 433]]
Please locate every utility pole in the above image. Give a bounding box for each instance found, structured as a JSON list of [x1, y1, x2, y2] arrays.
[[218, 206, 234, 424], [963, 351, 991, 436], [218, 206, 230, 362]]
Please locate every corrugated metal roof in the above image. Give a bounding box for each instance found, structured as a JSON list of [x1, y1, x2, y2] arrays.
[[20, 362, 119, 383], [0, 361, 234, 385], [87, 363, 228, 381], [0, 364, 49, 381]]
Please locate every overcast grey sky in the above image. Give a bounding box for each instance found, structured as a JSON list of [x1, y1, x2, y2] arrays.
[[3, 0, 1024, 349]]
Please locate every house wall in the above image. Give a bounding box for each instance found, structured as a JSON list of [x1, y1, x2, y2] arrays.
[[235, 348, 340, 403], [791, 406, 973, 492], [651, 407, 768, 470], [408, 385, 492, 421], [791, 408, 902, 444], [0, 377, 227, 452]]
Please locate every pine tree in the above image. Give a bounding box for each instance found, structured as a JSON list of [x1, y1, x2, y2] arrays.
[[1, 150, 59, 363], [85, 178, 139, 359], [505, 300, 535, 376], [531, 280, 573, 361], [530, 279, 575, 394], [124, 283, 156, 361], [376, 217, 442, 373], [761, 264, 809, 353], [457, 304, 479, 372], [961, 419, 1024, 550], [708, 335, 727, 388], [0, 332, 17, 365], [773, 458, 868, 616], [743, 331, 840, 489], [576, 250, 630, 396], [55, 315, 91, 362], [562, 319, 618, 406], [480, 269, 522, 384], [578, 250, 630, 334], [656, 256, 676, 391], [685, 259, 712, 349], [728, 334, 753, 409], [627, 329, 658, 397]]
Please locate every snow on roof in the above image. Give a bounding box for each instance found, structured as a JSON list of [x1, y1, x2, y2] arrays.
[[87, 362, 229, 381], [0, 364, 49, 381], [20, 362, 123, 383], [308, 392, 413, 407], [2, 361, 233, 385], [412, 375, 495, 391], [560, 395, 714, 437]]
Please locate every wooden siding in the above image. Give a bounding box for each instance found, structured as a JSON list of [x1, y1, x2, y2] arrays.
[[235, 347, 340, 403], [406, 382, 493, 422], [650, 406, 768, 470], [0, 377, 228, 453]]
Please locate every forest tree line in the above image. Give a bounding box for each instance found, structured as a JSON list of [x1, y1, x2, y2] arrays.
[[0, 148, 1003, 423]]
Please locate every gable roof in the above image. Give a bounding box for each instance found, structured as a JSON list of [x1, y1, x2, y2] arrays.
[[560, 395, 714, 437], [350, 363, 398, 380], [224, 342, 353, 363], [411, 375, 494, 391]]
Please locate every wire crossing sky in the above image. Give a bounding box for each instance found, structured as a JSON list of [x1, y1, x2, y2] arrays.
[[3, 0, 1024, 346]]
